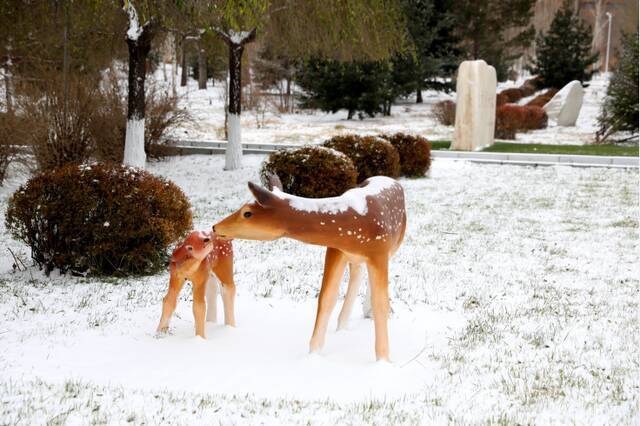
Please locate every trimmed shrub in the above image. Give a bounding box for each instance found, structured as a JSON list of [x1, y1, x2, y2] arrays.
[[495, 104, 548, 139], [379, 133, 431, 177], [497, 88, 525, 105], [323, 135, 401, 183], [526, 88, 558, 108], [519, 78, 539, 97], [260, 146, 357, 198], [431, 100, 456, 126], [5, 163, 192, 276]]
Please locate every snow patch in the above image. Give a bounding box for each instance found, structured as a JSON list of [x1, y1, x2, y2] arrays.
[[228, 30, 252, 44], [272, 176, 397, 215], [123, 118, 146, 168]]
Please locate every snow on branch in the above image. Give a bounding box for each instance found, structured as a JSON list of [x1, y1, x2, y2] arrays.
[[123, 0, 143, 41], [211, 27, 257, 45]]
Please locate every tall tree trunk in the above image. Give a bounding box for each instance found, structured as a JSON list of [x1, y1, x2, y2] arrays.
[[198, 42, 207, 90], [180, 37, 188, 87], [285, 77, 292, 112], [416, 86, 423, 103], [214, 28, 256, 171], [3, 43, 12, 114], [124, 29, 154, 168], [171, 33, 177, 96], [62, 1, 70, 121], [225, 42, 244, 170]]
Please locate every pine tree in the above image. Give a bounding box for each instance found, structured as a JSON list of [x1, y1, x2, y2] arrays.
[[451, 0, 535, 81], [596, 32, 639, 143], [401, 0, 460, 101], [531, 1, 597, 89], [296, 59, 391, 119]]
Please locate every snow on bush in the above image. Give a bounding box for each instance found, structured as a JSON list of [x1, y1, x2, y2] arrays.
[[5, 163, 192, 276], [323, 134, 400, 183], [260, 146, 357, 198]]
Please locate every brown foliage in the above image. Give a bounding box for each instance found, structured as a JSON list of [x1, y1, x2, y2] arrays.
[[526, 88, 558, 108], [497, 88, 525, 105], [431, 100, 456, 126], [323, 134, 400, 183], [495, 104, 548, 139], [0, 112, 21, 185], [17, 79, 97, 171], [260, 146, 357, 198], [379, 133, 431, 177], [5, 163, 192, 276]]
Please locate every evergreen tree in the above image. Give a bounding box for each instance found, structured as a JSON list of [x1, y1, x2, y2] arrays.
[[596, 32, 639, 143], [400, 0, 460, 101], [296, 59, 392, 119], [531, 1, 597, 89], [451, 0, 535, 81]]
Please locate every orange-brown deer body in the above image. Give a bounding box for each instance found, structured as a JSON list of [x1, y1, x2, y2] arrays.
[[157, 230, 235, 338], [213, 176, 406, 361]]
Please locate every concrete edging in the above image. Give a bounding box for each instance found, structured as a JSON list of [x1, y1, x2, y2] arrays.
[[166, 140, 639, 169]]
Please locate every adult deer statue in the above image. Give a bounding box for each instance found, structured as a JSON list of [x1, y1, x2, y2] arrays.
[[213, 174, 406, 361]]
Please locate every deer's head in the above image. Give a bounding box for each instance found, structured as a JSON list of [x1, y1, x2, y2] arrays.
[[213, 175, 289, 241]]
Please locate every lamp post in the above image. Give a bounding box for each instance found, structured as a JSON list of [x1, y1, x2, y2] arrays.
[[605, 12, 613, 75]]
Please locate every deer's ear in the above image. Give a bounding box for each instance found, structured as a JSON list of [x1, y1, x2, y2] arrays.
[[266, 172, 283, 191], [248, 181, 277, 208]]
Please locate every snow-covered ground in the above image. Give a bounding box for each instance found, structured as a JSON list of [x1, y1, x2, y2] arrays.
[[169, 72, 614, 147], [1, 155, 638, 423]]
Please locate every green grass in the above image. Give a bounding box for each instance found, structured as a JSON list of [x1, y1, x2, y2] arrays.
[[430, 141, 639, 157]]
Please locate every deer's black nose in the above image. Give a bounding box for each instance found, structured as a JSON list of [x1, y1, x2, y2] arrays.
[[203, 237, 211, 243]]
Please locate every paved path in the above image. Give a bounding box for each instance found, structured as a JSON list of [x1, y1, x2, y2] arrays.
[[167, 140, 639, 169]]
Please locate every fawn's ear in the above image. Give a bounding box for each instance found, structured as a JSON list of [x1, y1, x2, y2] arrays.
[[248, 181, 278, 208], [266, 172, 283, 191]]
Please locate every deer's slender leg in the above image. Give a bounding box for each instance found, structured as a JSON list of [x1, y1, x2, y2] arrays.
[[192, 270, 208, 338], [337, 262, 363, 330], [157, 271, 185, 333], [363, 273, 373, 319], [310, 248, 347, 353], [212, 254, 236, 327], [205, 274, 218, 323], [366, 257, 390, 361]]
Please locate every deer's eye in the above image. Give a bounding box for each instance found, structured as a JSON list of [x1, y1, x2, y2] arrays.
[[243, 211, 253, 218]]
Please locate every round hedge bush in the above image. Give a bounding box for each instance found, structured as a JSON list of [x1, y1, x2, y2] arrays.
[[323, 135, 400, 183], [5, 163, 192, 276], [379, 133, 431, 177], [260, 146, 357, 198]]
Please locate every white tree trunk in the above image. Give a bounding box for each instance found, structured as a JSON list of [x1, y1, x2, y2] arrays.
[[225, 113, 242, 170], [123, 118, 146, 168]]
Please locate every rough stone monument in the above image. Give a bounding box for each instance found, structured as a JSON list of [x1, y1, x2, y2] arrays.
[[451, 60, 497, 151], [543, 80, 584, 126]]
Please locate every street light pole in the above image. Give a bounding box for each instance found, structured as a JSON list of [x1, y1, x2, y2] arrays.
[[605, 12, 613, 75]]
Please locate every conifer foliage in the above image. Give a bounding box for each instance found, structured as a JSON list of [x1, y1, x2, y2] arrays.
[[597, 32, 639, 143], [531, 1, 597, 89]]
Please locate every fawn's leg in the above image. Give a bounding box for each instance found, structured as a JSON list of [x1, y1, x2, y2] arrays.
[[212, 254, 236, 327], [157, 269, 185, 333], [366, 257, 390, 361], [205, 274, 219, 323], [310, 248, 346, 354], [337, 262, 363, 330], [192, 270, 208, 338]]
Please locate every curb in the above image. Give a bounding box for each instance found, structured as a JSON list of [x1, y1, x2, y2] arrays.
[[167, 140, 639, 169]]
